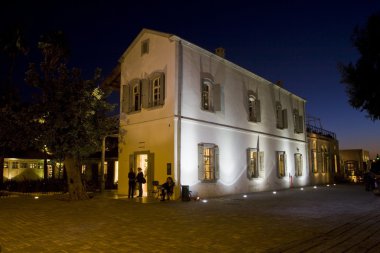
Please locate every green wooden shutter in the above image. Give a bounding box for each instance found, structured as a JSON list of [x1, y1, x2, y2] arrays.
[[214, 145, 220, 180], [198, 144, 204, 181], [147, 153, 155, 196], [255, 100, 261, 122], [159, 73, 165, 105], [259, 152, 264, 178], [122, 84, 129, 113], [141, 79, 149, 108], [282, 109, 288, 129], [276, 102, 283, 128], [298, 116, 304, 133], [247, 149, 252, 179], [213, 84, 221, 111]]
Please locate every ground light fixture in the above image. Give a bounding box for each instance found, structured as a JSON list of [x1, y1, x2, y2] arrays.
[[202, 199, 208, 203], [273, 191, 277, 195], [34, 196, 39, 199], [300, 187, 304, 191], [313, 186, 317, 189], [327, 184, 330, 187], [243, 195, 247, 198]]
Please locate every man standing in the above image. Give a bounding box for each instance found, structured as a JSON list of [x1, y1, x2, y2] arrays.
[[136, 167, 145, 197], [128, 168, 136, 198]]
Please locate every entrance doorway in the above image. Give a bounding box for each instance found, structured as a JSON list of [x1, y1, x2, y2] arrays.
[[136, 154, 148, 197]]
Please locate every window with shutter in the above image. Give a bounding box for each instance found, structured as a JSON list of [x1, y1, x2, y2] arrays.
[[198, 143, 219, 182], [277, 151, 286, 178], [201, 79, 212, 111], [248, 90, 261, 122], [258, 152, 265, 178], [293, 109, 304, 133], [295, 153, 303, 176], [247, 148, 259, 179], [148, 72, 165, 108]]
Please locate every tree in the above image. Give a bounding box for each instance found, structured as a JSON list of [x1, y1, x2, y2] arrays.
[[339, 13, 380, 120], [25, 31, 117, 200], [0, 26, 29, 188]]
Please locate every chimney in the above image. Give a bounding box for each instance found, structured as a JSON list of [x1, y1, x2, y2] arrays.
[[276, 80, 283, 87], [215, 47, 225, 58]]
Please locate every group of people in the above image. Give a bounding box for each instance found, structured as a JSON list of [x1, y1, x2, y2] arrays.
[[128, 167, 175, 201], [128, 167, 145, 198]]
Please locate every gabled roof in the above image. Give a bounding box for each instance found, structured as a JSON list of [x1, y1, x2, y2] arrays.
[[119, 28, 173, 62], [107, 28, 306, 102]]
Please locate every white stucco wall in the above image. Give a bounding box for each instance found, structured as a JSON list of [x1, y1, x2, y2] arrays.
[[178, 43, 309, 197]]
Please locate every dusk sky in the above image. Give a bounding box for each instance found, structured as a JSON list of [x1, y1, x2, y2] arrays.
[[2, 0, 380, 158]]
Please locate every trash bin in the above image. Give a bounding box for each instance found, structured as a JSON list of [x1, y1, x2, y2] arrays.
[[181, 185, 190, 201]]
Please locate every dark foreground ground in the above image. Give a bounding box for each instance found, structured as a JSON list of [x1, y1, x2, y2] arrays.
[[1, 184, 380, 253]]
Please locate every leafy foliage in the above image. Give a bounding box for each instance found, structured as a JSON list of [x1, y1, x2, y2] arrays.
[[339, 13, 380, 120]]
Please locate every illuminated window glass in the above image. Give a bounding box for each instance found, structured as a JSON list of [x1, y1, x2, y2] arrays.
[[198, 143, 219, 182], [247, 148, 258, 178], [12, 162, 19, 169], [4, 162, 8, 169], [30, 163, 38, 169], [277, 151, 286, 178], [311, 149, 318, 173], [295, 153, 303, 176]]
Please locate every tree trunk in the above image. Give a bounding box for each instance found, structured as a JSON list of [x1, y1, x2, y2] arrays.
[[65, 155, 89, 200], [0, 155, 4, 189]]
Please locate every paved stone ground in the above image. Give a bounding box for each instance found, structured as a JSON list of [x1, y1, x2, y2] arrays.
[[1, 184, 380, 253]]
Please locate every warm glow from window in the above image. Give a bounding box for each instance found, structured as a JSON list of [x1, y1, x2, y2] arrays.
[[204, 147, 214, 180]]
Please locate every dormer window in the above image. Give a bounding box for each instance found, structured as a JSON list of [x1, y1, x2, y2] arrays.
[[141, 39, 149, 55]]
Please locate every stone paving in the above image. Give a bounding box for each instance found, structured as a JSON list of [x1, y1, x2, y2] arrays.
[[1, 184, 380, 253]]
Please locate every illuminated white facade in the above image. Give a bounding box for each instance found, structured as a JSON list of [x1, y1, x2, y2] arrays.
[[118, 29, 316, 198]]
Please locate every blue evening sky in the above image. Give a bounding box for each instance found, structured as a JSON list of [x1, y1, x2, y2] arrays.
[[2, 0, 380, 157]]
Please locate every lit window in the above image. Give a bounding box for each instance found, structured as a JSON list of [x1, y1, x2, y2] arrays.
[[277, 151, 286, 178], [247, 90, 261, 122], [311, 149, 318, 173], [12, 162, 19, 169], [295, 153, 303, 176], [30, 163, 38, 169], [20, 162, 28, 169], [141, 39, 149, 55], [4, 162, 8, 169], [247, 148, 264, 178], [198, 143, 219, 182]]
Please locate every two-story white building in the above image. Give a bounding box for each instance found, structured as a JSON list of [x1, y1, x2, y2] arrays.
[[116, 29, 323, 198]]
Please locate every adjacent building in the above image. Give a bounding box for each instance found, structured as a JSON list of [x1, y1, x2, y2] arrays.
[[340, 149, 370, 182], [116, 29, 333, 198]]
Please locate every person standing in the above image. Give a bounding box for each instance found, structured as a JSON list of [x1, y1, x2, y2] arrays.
[[128, 168, 136, 198], [136, 167, 144, 197]]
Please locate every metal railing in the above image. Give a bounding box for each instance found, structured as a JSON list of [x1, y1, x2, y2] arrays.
[[306, 124, 336, 139]]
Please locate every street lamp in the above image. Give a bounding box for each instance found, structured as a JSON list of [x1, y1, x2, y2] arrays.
[[100, 133, 118, 192]]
